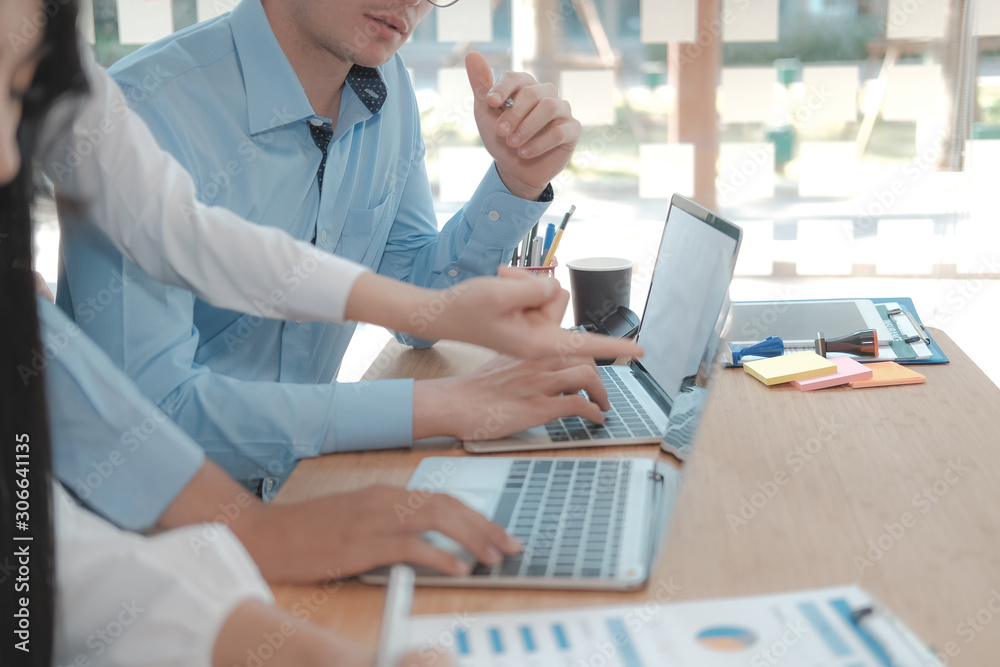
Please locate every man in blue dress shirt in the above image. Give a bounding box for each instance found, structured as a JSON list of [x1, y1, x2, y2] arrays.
[[58, 0, 593, 498]]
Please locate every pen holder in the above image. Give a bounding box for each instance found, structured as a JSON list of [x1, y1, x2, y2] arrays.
[[525, 257, 557, 277]]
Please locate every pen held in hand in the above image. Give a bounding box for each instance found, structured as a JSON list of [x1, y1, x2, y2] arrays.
[[376, 564, 415, 667]]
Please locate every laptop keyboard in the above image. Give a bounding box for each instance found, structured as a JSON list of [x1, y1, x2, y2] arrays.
[[471, 459, 631, 579], [545, 366, 659, 442]]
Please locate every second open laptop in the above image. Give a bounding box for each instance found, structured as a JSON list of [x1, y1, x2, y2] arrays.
[[464, 194, 743, 460], [361, 195, 741, 591]]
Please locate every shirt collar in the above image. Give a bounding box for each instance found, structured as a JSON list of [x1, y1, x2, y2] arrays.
[[229, 0, 315, 134], [229, 0, 388, 135]]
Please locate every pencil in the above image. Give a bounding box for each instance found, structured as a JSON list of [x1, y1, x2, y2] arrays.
[[543, 205, 575, 266]]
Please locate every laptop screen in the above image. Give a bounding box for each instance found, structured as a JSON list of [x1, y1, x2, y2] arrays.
[[635, 196, 742, 403]]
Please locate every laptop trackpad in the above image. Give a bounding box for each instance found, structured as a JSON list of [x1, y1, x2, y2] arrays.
[[424, 487, 499, 559]]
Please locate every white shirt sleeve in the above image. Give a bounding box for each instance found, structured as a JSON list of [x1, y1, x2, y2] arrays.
[[36, 42, 369, 324], [52, 484, 274, 667]]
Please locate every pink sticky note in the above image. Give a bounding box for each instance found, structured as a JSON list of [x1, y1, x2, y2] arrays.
[[791, 356, 873, 391]]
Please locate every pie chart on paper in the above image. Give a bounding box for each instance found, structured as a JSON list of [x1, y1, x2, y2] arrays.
[[695, 626, 758, 651]]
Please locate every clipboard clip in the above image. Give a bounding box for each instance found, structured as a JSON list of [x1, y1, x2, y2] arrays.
[[886, 307, 930, 345]]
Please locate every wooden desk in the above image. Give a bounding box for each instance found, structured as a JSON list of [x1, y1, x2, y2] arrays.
[[273, 330, 1000, 665]]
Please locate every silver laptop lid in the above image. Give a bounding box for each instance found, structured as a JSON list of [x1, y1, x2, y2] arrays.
[[629, 195, 742, 447]]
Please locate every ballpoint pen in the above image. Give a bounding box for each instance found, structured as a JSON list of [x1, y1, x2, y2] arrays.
[[519, 234, 531, 267], [529, 235, 544, 267], [542, 222, 556, 255], [543, 204, 575, 266]]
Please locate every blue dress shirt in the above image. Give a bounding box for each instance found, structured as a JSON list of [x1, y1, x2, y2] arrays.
[[39, 298, 204, 530], [57, 0, 550, 499]]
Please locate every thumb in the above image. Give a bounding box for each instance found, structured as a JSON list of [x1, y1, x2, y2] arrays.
[[465, 51, 494, 101], [495, 273, 559, 311], [497, 265, 533, 281]]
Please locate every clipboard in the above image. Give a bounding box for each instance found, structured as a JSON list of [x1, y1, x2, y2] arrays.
[[726, 297, 949, 367], [870, 297, 949, 365]]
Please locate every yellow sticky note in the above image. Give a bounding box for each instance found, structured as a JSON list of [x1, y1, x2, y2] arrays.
[[848, 362, 926, 388], [744, 351, 837, 386]]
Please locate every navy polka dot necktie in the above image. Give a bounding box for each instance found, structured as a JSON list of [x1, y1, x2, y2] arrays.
[[309, 123, 333, 244], [309, 123, 334, 195], [346, 65, 387, 114], [307, 66, 386, 244]]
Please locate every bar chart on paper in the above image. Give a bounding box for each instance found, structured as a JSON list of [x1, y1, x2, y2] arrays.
[[403, 586, 944, 666], [408, 611, 651, 667]]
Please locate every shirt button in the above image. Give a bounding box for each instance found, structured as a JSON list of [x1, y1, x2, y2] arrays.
[[320, 230, 328, 243], [488, 210, 500, 222], [309, 118, 323, 127], [448, 269, 458, 277], [265, 479, 275, 493]]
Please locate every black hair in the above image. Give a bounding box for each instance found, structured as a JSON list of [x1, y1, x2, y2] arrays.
[[1, 2, 87, 666]]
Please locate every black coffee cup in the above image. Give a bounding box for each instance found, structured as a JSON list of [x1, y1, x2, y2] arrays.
[[566, 257, 633, 328]]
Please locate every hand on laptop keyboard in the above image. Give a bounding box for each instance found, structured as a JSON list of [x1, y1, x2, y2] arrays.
[[261, 485, 522, 581], [413, 354, 612, 441]]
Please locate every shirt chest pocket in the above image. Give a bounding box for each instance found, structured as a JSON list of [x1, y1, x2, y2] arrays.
[[332, 192, 399, 268]]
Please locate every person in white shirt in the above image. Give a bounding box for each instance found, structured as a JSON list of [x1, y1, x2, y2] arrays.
[[53, 482, 421, 667], [0, 0, 638, 665]]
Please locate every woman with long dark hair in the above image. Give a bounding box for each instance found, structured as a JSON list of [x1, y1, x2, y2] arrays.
[[0, 1, 447, 664], [1, 0, 86, 663], [0, 1, 639, 665]]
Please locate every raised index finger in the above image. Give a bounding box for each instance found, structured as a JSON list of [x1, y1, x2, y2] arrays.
[[543, 329, 643, 364]]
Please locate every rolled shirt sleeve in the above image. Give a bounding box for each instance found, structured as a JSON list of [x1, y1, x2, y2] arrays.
[[38, 298, 204, 530], [381, 154, 552, 349]]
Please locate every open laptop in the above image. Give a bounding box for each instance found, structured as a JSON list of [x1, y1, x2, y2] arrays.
[[361, 195, 740, 591], [465, 194, 743, 460]]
